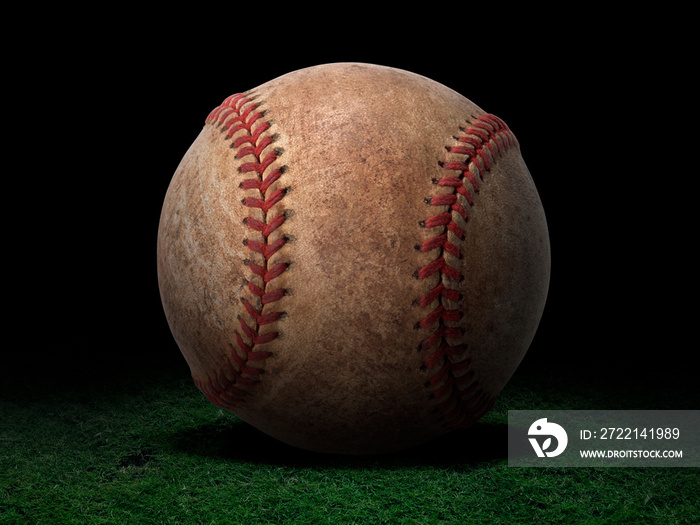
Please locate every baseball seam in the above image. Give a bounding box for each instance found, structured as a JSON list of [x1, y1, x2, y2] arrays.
[[417, 113, 517, 428], [193, 93, 287, 409]]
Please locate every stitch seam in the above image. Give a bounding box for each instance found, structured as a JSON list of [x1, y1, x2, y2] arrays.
[[417, 113, 518, 428], [193, 94, 288, 409]]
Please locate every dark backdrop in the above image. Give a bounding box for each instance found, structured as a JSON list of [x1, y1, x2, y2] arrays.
[[7, 14, 695, 400]]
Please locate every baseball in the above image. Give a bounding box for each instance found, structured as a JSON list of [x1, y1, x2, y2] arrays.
[[157, 63, 550, 454]]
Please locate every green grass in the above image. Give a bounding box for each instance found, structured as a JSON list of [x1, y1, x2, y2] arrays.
[[1, 359, 698, 524]]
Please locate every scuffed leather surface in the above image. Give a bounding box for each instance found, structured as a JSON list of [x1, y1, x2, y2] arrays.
[[157, 63, 550, 454]]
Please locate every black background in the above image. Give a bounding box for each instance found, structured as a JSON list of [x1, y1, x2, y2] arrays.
[[6, 12, 696, 401]]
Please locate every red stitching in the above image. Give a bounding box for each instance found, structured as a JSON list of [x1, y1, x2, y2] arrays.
[[195, 94, 288, 409], [418, 114, 517, 428]]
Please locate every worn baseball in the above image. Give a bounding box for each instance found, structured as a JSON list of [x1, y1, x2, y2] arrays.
[[157, 63, 550, 454]]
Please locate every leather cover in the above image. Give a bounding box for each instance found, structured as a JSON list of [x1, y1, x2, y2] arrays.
[[157, 63, 550, 454]]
